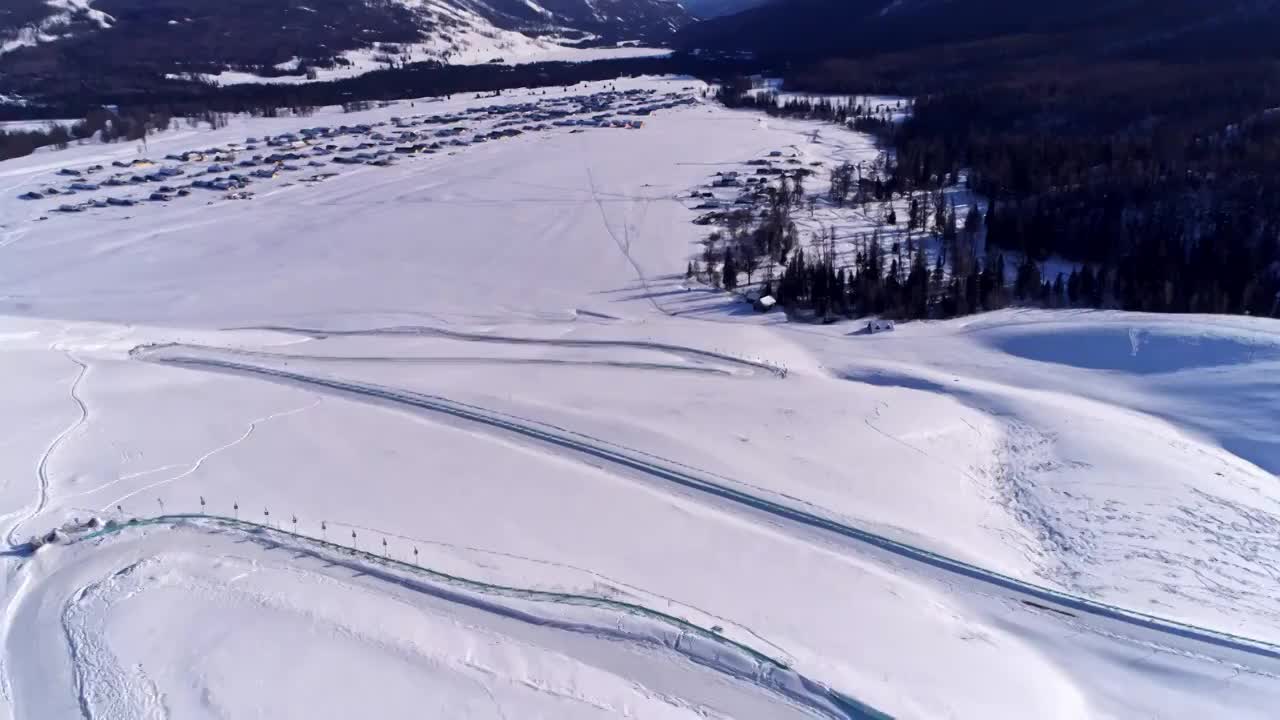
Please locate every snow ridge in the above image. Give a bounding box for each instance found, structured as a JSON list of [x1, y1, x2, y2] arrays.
[[0, 0, 114, 57]]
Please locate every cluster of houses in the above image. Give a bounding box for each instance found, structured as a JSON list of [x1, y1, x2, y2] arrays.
[[689, 152, 816, 222], [18, 86, 703, 215]]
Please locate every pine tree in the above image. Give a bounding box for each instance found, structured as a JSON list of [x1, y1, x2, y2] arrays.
[[742, 250, 760, 285], [906, 248, 930, 319], [1015, 256, 1041, 300], [964, 203, 983, 239], [932, 250, 946, 299], [723, 248, 738, 291]]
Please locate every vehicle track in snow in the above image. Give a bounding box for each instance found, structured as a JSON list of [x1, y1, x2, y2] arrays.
[[4, 352, 89, 547], [144, 342, 745, 377], [226, 324, 787, 377], [130, 346, 1280, 668]]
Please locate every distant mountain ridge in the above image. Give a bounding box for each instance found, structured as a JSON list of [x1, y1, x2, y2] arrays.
[[680, 0, 769, 18], [0, 0, 689, 101], [677, 0, 1280, 61]]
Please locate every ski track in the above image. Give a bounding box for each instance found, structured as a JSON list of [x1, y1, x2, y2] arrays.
[[142, 343, 745, 378], [4, 352, 89, 547], [132, 349, 1280, 667], [223, 324, 788, 377], [136, 343, 799, 506], [93, 398, 321, 514], [0, 227, 27, 252], [585, 164, 673, 318]]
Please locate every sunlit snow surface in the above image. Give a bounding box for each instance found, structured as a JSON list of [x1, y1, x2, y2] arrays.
[[1, 78, 1278, 719]]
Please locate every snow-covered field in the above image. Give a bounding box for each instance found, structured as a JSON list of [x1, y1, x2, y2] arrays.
[[0, 119, 77, 132], [1, 77, 1278, 719]]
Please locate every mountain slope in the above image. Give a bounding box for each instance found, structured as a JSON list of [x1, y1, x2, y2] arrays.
[[677, 0, 1280, 61], [680, 0, 769, 18], [0, 0, 688, 100]]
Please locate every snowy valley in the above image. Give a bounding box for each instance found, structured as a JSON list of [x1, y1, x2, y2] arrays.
[[0, 77, 1278, 719]]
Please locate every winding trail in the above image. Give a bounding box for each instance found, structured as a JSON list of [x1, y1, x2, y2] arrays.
[[225, 324, 787, 377], [131, 346, 1280, 668], [4, 353, 89, 547], [34, 515, 886, 720], [143, 343, 743, 377], [584, 165, 674, 317], [94, 397, 321, 513]]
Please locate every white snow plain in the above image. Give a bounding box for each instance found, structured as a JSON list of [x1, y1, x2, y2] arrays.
[[0, 77, 1278, 719]]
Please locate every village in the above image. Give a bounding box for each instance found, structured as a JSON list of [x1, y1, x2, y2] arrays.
[[15, 86, 697, 215], [680, 135, 992, 332]]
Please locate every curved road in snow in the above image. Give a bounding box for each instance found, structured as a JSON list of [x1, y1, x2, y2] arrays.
[[132, 345, 1280, 675]]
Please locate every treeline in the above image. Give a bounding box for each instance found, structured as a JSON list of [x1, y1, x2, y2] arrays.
[[0, 107, 239, 161], [888, 61, 1280, 317], [0, 55, 767, 163], [716, 81, 900, 136], [717, 55, 1280, 319], [765, 229, 1265, 322], [0, 56, 713, 161], [687, 162, 1022, 321], [1, 55, 754, 124]]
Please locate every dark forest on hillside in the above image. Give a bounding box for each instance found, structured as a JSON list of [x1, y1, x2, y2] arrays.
[[788, 61, 1280, 318], [697, 1, 1280, 321]]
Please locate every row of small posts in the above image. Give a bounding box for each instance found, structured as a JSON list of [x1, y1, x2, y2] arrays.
[[116, 496, 422, 567]]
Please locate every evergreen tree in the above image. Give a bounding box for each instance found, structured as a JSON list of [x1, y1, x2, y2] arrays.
[[722, 248, 739, 291], [1015, 256, 1042, 300], [964, 203, 983, 240], [906, 249, 930, 319]]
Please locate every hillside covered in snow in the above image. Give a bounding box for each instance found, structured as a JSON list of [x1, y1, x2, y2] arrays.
[[0, 77, 1278, 719], [0, 0, 687, 103]]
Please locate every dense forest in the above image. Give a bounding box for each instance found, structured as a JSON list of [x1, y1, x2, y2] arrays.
[[677, 0, 1280, 66], [677, 0, 1280, 320], [711, 56, 1280, 320]]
